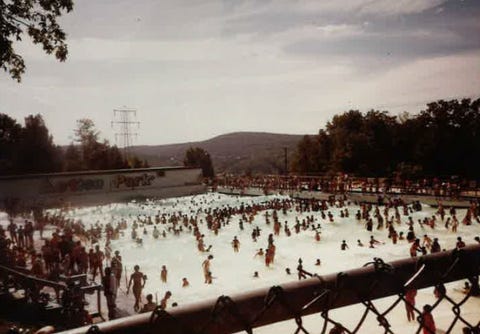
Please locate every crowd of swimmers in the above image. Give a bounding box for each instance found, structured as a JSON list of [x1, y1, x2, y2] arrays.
[[214, 174, 473, 198], [1, 192, 480, 333]]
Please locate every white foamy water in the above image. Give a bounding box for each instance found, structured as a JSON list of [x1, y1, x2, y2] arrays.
[[2, 192, 479, 333]]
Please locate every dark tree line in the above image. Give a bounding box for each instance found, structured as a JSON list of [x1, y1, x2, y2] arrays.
[[184, 147, 215, 178], [0, 114, 147, 175], [0, 114, 62, 174], [292, 98, 480, 179]]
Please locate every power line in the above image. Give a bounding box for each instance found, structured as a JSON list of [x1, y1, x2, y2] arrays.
[[111, 107, 140, 160]]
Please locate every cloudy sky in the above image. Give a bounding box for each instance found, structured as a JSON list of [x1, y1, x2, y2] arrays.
[[1, 0, 479, 146]]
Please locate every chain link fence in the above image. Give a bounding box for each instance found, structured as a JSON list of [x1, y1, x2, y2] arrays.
[[63, 244, 479, 334]]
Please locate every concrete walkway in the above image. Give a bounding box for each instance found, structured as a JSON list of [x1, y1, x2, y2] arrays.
[[216, 186, 476, 207]]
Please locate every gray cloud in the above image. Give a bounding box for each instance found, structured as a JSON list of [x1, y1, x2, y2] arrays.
[[284, 26, 479, 60], [1, 0, 479, 146], [280, 0, 480, 68]]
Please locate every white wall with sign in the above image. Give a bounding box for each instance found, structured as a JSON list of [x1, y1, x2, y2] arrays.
[[0, 167, 206, 210]]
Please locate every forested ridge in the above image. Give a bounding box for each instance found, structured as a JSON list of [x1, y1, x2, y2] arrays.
[[291, 98, 480, 179], [1, 98, 478, 178]]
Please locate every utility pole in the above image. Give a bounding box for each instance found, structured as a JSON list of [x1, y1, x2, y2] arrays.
[[112, 107, 140, 161], [284, 147, 288, 175]]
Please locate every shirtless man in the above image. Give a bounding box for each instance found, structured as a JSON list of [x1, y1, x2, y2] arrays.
[[405, 288, 417, 322], [7, 221, 17, 245], [197, 237, 206, 252], [182, 277, 190, 287], [297, 258, 308, 280], [104, 242, 112, 262], [232, 236, 240, 252], [160, 291, 172, 309], [24, 221, 34, 248], [141, 294, 157, 313], [102, 267, 118, 320], [92, 245, 105, 280], [410, 239, 421, 257], [127, 264, 147, 312], [430, 238, 441, 253], [254, 248, 264, 257], [110, 250, 122, 285], [160, 265, 168, 283], [152, 226, 160, 239], [451, 215, 459, 232], [273, 221, 281, 236], [422, 234, 432, 250], [268, 243, 276, 264], [202, 255, 213, 283]]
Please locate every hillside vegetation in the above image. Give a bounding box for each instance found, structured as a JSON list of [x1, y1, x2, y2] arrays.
[[130, 132, 303, 174], [292, 98, 480, 179]]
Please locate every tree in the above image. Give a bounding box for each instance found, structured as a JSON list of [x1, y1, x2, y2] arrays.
[[72, 118, 136, 171], [74, 119, 99, 148], [14, 114, 63, 174], [0, 0, 74, 82], [292, 98, 480, 179], [184, 147, 214, 178], [1, 114, 142, 175], [0, 113, 22, 174], [128, 155, 149, 169], [326, 110, 369, 174], [360, 110, 397, 175], [292, 135, 316, 174], [63, 143, 82, 171], [108, 145, 129, 169], [315, 130, 331, 173], [1, 113, 62, 175], [413, 98, 480, 178], [74, 118, 100, 170]]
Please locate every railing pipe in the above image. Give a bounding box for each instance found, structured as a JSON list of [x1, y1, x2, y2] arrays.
[[0, 264, 67, 290]]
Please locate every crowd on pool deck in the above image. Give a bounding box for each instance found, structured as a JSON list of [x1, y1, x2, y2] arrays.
[[1, 193, 480, 333], [214, 174, 478, 197]]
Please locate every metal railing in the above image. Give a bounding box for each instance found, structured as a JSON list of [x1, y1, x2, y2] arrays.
[[59, 244, 480, 334], [214, 175, 480, 199], [0, 264, 103, 326]]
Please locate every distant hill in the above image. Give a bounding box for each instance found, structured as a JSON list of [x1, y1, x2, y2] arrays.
[[130, 132, 305, 174]]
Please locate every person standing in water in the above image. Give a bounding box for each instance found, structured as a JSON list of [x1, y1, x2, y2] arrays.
[[127, 264, 147, 312], [160, 265, 168, 283], [202, 255, 213, 283], [232, 236, 240, 252]]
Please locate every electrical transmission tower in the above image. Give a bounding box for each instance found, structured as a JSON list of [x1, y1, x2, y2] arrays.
[[112, 107, 140, 160]]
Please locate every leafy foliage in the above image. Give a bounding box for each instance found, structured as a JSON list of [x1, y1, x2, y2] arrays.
[[0, 113, 22, 173], [184, 147, 214, 178], [73, 118, 130, 171], [0, 0, 73, 81], [128, 156, 149, 169], [0, 114, 62, 174], [0, 115, 148, 175], [63, 142, 82, 171], [292, 98, 480, 179]]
